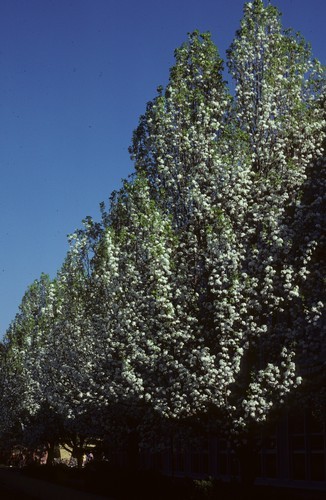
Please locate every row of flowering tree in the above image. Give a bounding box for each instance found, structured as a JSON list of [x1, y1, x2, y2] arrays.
[[0, 0, 325, 484]]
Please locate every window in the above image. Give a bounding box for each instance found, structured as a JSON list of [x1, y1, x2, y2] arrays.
[[288, 408, 326, 481]]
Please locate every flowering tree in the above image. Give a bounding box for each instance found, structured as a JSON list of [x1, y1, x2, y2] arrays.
[[128, 30, 231, 415], [88, 176, 181, 463], [34, 224, 105, 466], [128, 0, 325, 482], [221, 0, 324, 432], [289, 130, 326, 412], [0, 274, 57, 459]]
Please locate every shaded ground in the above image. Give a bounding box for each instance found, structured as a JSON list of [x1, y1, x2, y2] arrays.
[[0, 485, 37, 500], [1, 464, 325, 499], [0, 466, 110, 500]]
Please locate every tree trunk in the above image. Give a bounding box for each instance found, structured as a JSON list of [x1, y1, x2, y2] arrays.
[[74, 447, 84, 469], [126, 430, 139, 470], [71, 435, 85, 468], [46, 441, 55, 466], [170, 434, 175, 478]]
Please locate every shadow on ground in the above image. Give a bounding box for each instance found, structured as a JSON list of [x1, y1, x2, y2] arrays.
[[14, 462, 325, 500]]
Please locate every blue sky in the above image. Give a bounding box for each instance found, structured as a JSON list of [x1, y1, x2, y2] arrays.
[[0, 0, 325, 337]]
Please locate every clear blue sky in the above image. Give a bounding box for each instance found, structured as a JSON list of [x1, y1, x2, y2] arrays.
[[0, 0, 325, 337]]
